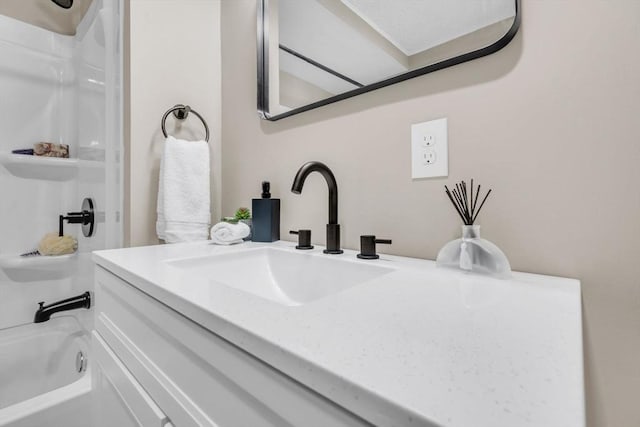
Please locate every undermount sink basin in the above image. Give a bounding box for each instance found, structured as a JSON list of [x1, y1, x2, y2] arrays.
[[165, 247, 394, 306]]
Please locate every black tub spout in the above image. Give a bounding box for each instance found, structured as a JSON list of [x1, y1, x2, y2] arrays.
[[34, 292, 91, 323]]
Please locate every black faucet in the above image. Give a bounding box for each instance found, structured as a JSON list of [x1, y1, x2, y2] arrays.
[[291, 161, 343, 254], [34, 292, 91, 323]]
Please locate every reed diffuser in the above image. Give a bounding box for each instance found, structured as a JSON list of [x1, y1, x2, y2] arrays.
[[436, 179, 511, 278]]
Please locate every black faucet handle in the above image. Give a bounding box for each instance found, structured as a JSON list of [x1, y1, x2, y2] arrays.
[[357, 235, 392, 260], [290, 229, 314, 250]]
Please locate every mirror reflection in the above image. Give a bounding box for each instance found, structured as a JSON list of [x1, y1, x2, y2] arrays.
[[258, 0, 519, 120]]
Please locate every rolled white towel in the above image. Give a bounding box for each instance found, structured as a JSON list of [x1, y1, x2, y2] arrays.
[[210, 222, 250, 245]]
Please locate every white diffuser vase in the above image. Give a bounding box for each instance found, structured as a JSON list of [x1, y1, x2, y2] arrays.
[[436, 225, 511, 278]]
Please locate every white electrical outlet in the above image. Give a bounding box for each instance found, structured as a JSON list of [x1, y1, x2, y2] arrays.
[[411, 118, 448, 179]]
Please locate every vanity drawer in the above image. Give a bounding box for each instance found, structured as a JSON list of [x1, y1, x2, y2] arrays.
[[94, 266, 369, 427], [93, 332, 172, 427]]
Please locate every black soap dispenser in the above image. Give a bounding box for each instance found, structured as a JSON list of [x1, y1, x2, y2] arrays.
[[252, 181, 280, 242]]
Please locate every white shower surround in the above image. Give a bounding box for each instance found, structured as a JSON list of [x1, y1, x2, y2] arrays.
[[0, 1, 122, 329]]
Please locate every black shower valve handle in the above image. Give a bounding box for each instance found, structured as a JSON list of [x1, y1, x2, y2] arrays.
[[357, 235, 392, 260], [64, 212, 89, 224], [58, 199, 96, 237], [289, 229, 313, 250], [59, 213, 88, 236]]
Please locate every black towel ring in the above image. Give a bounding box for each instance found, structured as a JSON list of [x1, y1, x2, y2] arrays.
[[161, 104, 210, 142]]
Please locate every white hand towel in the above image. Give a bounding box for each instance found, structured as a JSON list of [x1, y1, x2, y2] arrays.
[[156, 153, 167, 240], [210, 222, 250, 245], [156, 136, 211, 243]]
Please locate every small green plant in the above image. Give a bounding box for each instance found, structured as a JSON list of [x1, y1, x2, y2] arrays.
[[234, 207, 251, 220]]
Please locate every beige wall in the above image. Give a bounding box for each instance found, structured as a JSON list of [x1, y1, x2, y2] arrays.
[[221, 1, 640, 426], [125, 0, 222, 246]]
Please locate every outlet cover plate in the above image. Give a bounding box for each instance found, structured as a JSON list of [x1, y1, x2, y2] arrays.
[[411, 118, 448, 179]]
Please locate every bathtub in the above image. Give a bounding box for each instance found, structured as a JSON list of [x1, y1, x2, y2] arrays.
[[0, 316, 91, 427]]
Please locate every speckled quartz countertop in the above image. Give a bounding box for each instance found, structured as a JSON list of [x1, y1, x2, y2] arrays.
[[93, 240, 584, 427]]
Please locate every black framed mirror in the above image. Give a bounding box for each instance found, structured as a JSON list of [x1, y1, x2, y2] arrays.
[[258, 0, 520, 121]]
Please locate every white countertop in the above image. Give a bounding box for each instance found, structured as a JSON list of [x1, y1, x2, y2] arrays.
[[93, 241, 585, 427]]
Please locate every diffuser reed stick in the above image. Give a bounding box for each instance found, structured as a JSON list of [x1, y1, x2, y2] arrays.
[[444, 179, 492, 225]]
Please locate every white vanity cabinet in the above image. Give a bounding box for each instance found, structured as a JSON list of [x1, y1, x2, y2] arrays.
[[92, 266, 369, 427]]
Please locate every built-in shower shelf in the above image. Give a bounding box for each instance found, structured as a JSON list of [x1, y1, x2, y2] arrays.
[[0, 253, 76, 282], [0, 153, 104, 181]]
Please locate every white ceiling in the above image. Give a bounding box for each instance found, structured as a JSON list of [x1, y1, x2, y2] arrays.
[[340, 0, 516, 55]]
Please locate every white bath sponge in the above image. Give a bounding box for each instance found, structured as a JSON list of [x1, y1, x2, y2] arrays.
[[38, 233, 78, 256]]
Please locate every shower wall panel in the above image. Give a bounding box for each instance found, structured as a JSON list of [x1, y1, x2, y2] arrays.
[[0, 1, 121, 330]]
